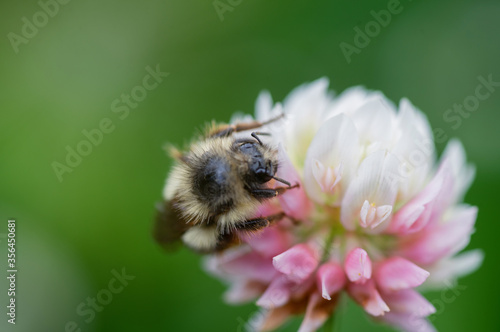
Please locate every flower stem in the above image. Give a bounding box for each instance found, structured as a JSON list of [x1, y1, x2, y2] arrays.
[[320, 220, 343, 263], [323, 311, 336, 332]]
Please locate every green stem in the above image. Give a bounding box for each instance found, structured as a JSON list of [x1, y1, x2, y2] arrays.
[[320, 226, 337, 262], [320, 219, 344, 262], [323, 310, 337, 332]]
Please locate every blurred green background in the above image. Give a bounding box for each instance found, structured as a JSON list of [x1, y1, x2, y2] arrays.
[[1, 0, 499, 331]]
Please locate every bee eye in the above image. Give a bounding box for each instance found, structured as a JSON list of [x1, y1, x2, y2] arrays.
[[239, 142, 254, 152]]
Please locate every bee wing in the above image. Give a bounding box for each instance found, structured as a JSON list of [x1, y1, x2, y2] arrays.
[[153, 200, 190, 251]]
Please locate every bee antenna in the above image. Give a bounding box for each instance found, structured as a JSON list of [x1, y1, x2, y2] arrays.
[[272, 176, 291, 187]]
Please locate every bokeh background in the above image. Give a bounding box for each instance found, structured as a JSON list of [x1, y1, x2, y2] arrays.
[[1, 0, 499, 331]]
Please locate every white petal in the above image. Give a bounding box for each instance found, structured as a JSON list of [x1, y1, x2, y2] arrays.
[[341, 150, 400, 230], [255, 90, 273, 121], [312, 159, 327, 193], [283, 77, 331, 115], [399, 98, 434, 144], [280, 78, 333, 168], [441, 139, 476, 204], [327, 87, 390, 118], [350, 97, 396, 146], [360, 200, 371, 228], [304, 114, 360, 204], [229, 112, 254, 125], [373, 205, 393, 229], [423, 249, 484, 290], [391, 98, 436, 200]]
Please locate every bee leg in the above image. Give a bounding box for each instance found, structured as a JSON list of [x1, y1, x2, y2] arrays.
[[236, 212, 286, 232], [215, 232, 239, 252], [210, 113, 284, 138], [250, 183, 300, 199]]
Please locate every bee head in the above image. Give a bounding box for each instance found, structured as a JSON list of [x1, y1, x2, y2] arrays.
[[237, 141, 278, 186]]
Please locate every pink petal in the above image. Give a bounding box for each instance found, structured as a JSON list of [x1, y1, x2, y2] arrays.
[[426, 159, 455, 229], [253, 200, 282, 218], [298, 292, 337, 332], [276, 144, 313, 220], [400, 206, 477, 265], [382, 289, 436, 317], [360, 200, 393, 230], [348, 279, 390, 316], [386, 161, 445, 235], [256, 307, 292, 332], [375, 257, 429, 292], [256, 276, 294, 308], [273, 244, 319, 283], [344, 248, 372, 284], [382, 312, 437, 332], [316, 262, 346, 300], [214, 250, 277, 283], [290, 274, 317, 300], [311, 159, 343, 193], [224, 280, 265, 304], [245, 226, 292, 259]]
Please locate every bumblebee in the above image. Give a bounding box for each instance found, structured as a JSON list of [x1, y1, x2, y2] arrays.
[[153, 114, 298, 253]]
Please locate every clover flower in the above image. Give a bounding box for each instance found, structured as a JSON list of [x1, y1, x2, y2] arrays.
[[204, 78, 483, 332]]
